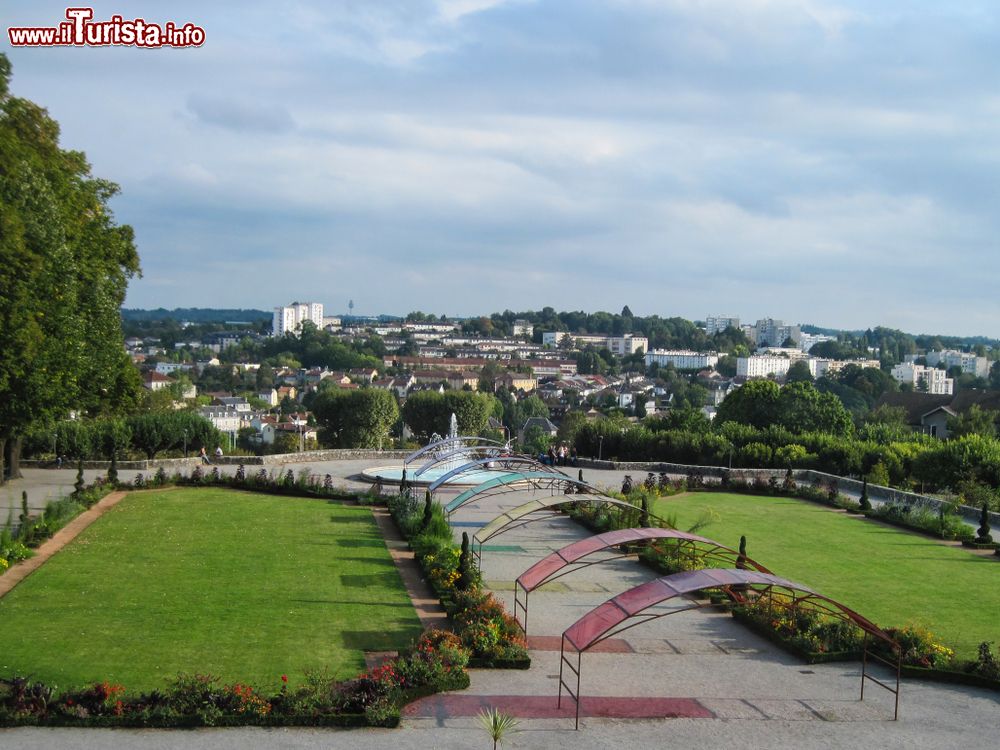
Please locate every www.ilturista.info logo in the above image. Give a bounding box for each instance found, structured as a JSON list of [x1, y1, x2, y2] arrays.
[[8, 7, 205, 48]]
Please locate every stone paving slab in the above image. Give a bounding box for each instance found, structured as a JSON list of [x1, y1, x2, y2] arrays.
[[403, 693, 713, 720], [527, 636, 634, 653]]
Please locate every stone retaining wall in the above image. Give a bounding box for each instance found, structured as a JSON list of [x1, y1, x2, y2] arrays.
[[576, 458, 1000, 528], [21, 449, 411, 472]]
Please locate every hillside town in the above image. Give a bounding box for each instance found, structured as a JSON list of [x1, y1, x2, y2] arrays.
[[121, 302, 998, 455]]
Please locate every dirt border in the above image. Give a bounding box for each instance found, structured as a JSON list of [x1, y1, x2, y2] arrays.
[[0, 490, 130, 599], [370, 506, 450, 631]]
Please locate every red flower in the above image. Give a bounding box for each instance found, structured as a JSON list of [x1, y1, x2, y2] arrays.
[[281, 674, 288, 683]]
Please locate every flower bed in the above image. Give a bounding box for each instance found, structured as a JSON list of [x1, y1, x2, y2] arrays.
[[731, 596, 863, 664], [0, 629, 470, 728], [1, 483, 115, 574], [388, 492, 530, 669]]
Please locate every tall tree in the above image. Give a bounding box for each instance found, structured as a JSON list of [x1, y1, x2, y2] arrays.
[[0, 55, 141, 480]]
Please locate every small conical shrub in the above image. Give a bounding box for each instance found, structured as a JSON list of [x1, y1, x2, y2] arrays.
[[422, 490, 433, 530], [74, 460, 85, 496], [976, 502, 993, 545], [107, 453, 118, 486], [736, 535, 747, 570], [457, 532, 473, 591], [639, 495, 651, 528], [859, 477, 872, 511]]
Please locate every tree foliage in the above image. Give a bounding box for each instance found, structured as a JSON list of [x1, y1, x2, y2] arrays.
[[311, 388, 399, 448], [716, 380, 853, 437], [0, 54, 141, 479], [401, 391, 499, 443]]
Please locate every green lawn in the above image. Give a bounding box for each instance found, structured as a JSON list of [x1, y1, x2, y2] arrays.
[[654, 492, 999, 659], [0, 488, 422, 691]]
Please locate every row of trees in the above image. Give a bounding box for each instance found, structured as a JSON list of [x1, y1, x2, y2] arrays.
[[24, 413, 221, 460], [571, 379, 1000, 502], [308, 388, 501, 449]]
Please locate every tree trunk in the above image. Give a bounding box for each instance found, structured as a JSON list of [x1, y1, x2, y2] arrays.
[[7, 435, 23, 480], [0, 436, 6, 485]]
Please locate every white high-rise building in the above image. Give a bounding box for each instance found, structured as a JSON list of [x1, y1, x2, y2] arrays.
[[890, 363, 954, 395], [737, 355, 793, 379], [272, 302, 324, 337], [645, 350, 719, 370], [922, 350, 990, 378], [705, 316, 741, 336]]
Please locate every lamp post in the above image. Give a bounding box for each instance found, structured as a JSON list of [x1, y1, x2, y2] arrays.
[[183, 429, 188, 458], [598, 435, 604, 461]]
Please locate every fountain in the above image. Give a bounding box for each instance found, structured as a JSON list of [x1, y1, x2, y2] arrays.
[[363, 412, 514, 488]]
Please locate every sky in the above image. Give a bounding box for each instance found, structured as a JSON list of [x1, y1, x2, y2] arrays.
[[4, 1, 999, 336]]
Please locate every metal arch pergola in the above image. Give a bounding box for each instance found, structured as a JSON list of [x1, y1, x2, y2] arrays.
[[403, 436, 507, 467], [469, 494, 645, 568], [427, 456, 564, 493], [557, 568, 903, 729], [445, 471, 598, 517], [413, 446, 506, 477], [513, 528, 773, 636]]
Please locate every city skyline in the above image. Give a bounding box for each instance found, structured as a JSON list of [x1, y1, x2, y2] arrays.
[[5, 1, 999, 337]]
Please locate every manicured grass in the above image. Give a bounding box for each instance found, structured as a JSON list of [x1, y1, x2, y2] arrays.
[[0, 488, 422, 691], [654, 492, 999, 659]]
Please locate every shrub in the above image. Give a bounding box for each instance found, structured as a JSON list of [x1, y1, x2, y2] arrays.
[[74, 460, 85, 496], [859, 477, 872, 511], [976, 502, 993, 545], [968, 642, 1000, 681], [154, 467, 167, 486], [107, 454, 118, 486], [881, 625, 954, 668]]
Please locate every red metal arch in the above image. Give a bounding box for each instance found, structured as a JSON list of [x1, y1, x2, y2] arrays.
[[557, 568, 901, 728], [513, 528, 772, 635]]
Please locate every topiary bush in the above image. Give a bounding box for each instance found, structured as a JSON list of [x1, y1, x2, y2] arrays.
[[859, 477, 872, 511], [976, 502, 993, 545]]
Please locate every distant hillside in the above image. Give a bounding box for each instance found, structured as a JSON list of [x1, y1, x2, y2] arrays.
[[121, 308, 271, 323], [802, 323, 999, 350]]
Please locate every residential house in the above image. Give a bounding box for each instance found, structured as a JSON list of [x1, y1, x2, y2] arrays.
[[143, 371, 172, 391], [494, 373, 537, 393], [519, 416, 558, 446], [348, 368, 379, 383]]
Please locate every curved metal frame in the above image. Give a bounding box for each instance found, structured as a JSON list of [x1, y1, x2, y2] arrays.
[[446, 472, 603, 516], [556, 568, 902, 729], [470, 494, 646, 567], [414, 446, 510, 477], [427, 456, 563, 492], [513, 528, 772, 635], [404, 436, 507, 466]]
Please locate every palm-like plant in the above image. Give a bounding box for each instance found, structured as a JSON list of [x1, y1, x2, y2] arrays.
[[478, 706, 518, 750]]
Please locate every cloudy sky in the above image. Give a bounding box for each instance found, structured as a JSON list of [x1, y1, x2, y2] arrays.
[[5, 1, 998, 335]]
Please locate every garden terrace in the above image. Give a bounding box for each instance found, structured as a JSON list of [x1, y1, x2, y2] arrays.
[[653, 491, 1000, 658], [0, 487, 423, 690]]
